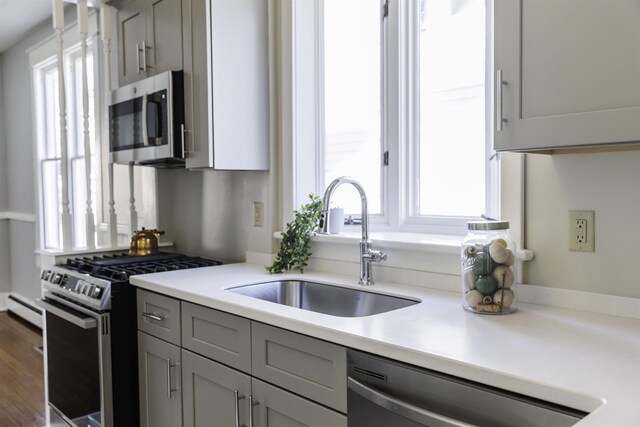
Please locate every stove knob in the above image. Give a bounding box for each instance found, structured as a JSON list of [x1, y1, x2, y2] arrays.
[[40, 270, 51, 280], [88, 285, 95, 297], [92, 287, 103, 299]]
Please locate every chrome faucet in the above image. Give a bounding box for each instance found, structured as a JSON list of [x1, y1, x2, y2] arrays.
[[318, 176, 387, 285]]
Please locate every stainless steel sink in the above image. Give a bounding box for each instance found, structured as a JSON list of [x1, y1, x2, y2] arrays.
[[227, 280, 419, 317]]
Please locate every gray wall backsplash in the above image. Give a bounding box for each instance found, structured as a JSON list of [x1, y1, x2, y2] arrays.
[[157, 168, 273, 263]]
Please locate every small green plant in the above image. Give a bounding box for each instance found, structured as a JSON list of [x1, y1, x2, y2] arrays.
[[267, 194, 323, 274]]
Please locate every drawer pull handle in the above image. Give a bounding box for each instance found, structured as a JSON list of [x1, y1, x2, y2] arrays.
[[142, 312, 164, 322], [249, 395, 259, 427], [166, 358, 178, 399], [234, 390, 246, 427], [496, 69, 508, 132]]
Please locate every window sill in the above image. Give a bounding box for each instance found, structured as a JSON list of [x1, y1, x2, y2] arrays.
[[274, 231, 534, 261]]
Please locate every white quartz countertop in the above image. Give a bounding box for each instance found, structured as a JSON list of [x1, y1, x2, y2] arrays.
[[130, 263, 640, 426]]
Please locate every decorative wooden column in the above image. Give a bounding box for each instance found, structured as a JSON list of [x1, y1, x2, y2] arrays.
[[101, 5, 119, 247], [53, 0, 73, 251], [78, 0, 95, 250]]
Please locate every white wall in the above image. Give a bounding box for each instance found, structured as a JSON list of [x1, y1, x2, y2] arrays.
[[0, 14, 69, 301], [0, 55, 10, 294], [524, 151, 640, 299]]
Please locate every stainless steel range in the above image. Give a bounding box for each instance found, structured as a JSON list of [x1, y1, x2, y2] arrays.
[[38, 253, 221, 427]]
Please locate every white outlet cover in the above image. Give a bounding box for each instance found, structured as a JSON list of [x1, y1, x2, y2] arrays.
[[569, 210, 595, 252]]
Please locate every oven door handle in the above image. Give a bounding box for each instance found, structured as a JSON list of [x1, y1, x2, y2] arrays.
[[347, 377, 477, 427], [36, 298, 97, 329]]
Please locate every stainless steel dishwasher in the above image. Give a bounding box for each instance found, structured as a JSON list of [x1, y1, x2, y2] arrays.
[[347, 350, 588, 427]]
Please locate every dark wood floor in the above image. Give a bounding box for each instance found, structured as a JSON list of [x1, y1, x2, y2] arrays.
[[0, 311, 45, 427]]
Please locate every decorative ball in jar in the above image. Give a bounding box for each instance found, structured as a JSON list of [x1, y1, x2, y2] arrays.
[[461, 221, 517, 314]]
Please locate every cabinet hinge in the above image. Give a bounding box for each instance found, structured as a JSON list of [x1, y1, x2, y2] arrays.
[[383, 151, 389, 166], [382, 0, 389, 19]]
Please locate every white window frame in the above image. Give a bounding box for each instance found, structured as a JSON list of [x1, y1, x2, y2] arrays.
[[30, 13, 103, 251], [278, 0, 524, 244]]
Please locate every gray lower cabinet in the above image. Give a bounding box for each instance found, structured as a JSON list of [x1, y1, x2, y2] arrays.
[[252, 379, 347, 427], [137, 295, 347, 427], [181, 301, 251, 373], [138, 331, 182, 427], [252, 322, 347, 413], [182, 349, 251, 427]]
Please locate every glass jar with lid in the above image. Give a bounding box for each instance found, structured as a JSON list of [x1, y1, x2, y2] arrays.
[[461, 221, 517, 314]]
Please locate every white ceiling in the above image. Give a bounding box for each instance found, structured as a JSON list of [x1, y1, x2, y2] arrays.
[[0, 0, 53, 53]]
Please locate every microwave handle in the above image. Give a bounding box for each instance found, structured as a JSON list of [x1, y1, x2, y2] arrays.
[[142, 93, 149, 145]]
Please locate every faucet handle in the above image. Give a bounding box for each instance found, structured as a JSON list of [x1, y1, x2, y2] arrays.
[[364, 249, 387, 263]]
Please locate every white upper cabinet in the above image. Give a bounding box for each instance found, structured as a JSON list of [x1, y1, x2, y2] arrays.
[[494, 0, 640, 152], [183, 0, 269, 170]]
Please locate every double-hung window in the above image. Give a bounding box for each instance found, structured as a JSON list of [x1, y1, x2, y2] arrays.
[[31, 12, 159, 251], [287, 0, 498, 236], [32, 32, 101, 250]]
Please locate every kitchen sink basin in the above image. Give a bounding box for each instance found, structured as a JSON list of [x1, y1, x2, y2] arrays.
[[227, 280, 419, 317]]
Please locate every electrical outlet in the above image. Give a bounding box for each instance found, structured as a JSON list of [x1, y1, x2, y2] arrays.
[[253, 202, 264, 227], [569, 210, 595, 252]]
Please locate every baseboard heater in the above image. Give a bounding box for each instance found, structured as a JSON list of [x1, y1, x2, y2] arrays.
[[8, 294, 41, 313], [7, 293, 42, 328]]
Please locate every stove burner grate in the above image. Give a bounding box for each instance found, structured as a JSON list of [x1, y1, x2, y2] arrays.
[[64, 253, 221, 282]]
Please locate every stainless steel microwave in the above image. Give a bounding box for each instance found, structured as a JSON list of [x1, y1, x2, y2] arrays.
[[109, 71, 185, 167]]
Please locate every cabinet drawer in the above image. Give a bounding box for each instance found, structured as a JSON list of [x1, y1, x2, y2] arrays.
[[181, 302, 251, 373], [252, 323, 347, 413], [137, 289, 181, 345], [252, 378, 347, 427]]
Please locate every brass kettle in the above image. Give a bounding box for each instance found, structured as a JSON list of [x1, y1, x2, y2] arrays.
[[129, 228, 165, 256]]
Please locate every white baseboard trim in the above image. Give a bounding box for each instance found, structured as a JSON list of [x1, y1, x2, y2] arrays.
[[0, 211, 37, 223], [6, 293, 42, 328]]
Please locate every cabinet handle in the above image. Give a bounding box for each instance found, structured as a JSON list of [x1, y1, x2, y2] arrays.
[[166, 358, 178, 399], [234, 390, 246, 427], [142, 312, 164, 321], [136, 43, 141, 74], [496, 69, 508, 131], [249, 395, 259, 427], [142, 40, 147, 71], [141, 93, 149, 146]]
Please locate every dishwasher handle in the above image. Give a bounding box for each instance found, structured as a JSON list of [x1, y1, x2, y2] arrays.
[[347, 377, 477, 427]]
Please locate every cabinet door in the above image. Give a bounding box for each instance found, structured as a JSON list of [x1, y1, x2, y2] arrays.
[[252, 323, 347, 413], [147, 0, 183, 74], [182, 349, 252, 427], [252, 379, 347, 427], [117, 0, 147, 86], [495, 0, 640, 152], [138, 332, 182, 427], [187, 0, 269, 169], [182, 0, 210, 168]]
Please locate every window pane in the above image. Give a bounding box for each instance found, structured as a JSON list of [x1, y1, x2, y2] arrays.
[[324, 0, 381, 215], [42, 160, 62, 249], [72, 157, 87, 248], [418, 0, 486, 217]]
